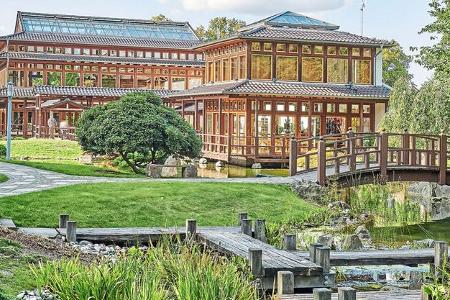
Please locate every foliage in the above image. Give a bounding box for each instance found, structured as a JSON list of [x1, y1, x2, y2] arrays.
[[76, 92, 202, 174], [0, 174, 7, 184], [0, 182, 320, 228], [416, 0, 450, 77], [423, 261, 450, 299], [0, 144, 5, 158], [195, 17, 246, 41], [150, 14, 172, 22], [32, 240, 257, 300], [0, 139, 82, 160], [382, 40, 413, 87]]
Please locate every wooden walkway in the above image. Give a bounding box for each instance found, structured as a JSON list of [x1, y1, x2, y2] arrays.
[[278, 290, 422, 300]]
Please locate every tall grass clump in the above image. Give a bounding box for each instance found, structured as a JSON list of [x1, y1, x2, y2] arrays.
[[31, 239, 257, 300]]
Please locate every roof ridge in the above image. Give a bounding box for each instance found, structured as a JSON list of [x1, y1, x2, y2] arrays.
[[224, 79, 249, 92]]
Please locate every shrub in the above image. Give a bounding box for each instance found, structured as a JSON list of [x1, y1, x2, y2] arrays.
[[0, 144, 6, 158]]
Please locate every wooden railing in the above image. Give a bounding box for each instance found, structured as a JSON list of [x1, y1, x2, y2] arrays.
[[289, 130, 450, 186]]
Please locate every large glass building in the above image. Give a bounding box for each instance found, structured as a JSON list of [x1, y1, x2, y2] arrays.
[[0, 11, 392, 165]]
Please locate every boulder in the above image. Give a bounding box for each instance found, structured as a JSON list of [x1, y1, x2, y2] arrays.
[[199, 157, 208, 164], [79, 153, 93, 164], [290, 180, 329, 204], [355, 225, 371, 240], [161, 156, 180, 177], [317, 234, 334, 248], [183, 164, 198, 178], [341, 234, 363, 250], [146, 164, 162, 178], [328, 201, 351, 210], [413, 239, 435, 249], [215, 161, 224, 168], [251, 163, 262, 169], [431, 197, 450, 220]]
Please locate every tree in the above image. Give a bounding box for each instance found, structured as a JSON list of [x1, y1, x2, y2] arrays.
[[76, 92, 202, 174], [195, 17, 246, 41], [151, 14, 172, 22], [416, 0, 450, 76], [382, 40, 413, 87]]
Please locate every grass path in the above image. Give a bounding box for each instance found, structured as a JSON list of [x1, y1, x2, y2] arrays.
[[0, 182, 320, 228]]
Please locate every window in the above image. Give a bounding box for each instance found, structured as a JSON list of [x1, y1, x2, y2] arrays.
[[252, 42, 261, 51], [101, 49, 108, 56], [154, 52, 161, 59], [46, 46, 54, 53], [313, 46, 323, 55], [127, 51, 135, 57], [93, 49, 100, 55], [102, 75, 116, 88], [208, 62, 214, 82], [145, 51, 152, 58], [301, 102, 309, 112], [327, 104, 336, 113], [352, 48, 361, 57], [65, 73, 80, 86], [180, 53, 186, 60], [110, 50, 117, 56], [251, 55, 272, 80], [314, 103, 323, 113], [119, 75, 133, 88], [64, 48, 72, 54], [162, 52, 169, 59], [339, 104, 347, 113], [276, 43, 286, 52], [239, 56, 246, 79], [363, 105, 371, 113], [328, 47, 337, 55], [83, 48, 90, 55], [118, 50, 126, 57], [188, 53, 195, 60], [353, 60, 372, 84], [363, 48, 372, 58], [289, 103, 297, 112], [276, 103, 285, 111], [231, 57, 238, 80], [188, 78, 202, 89], [137, 76, 151, 88], [289, 44, 298, 53], [302, 57, 323, 82], [46, 72, 61, 86], [327, 58, 348, 83], [74, 48, 81, 55], [263, 43, 272, 52], [196, 54, 203, 60], [339, 47, 349, 56], [28, 71, 43, 86], [36, 46, 44, 52], [214, 61, 221, 82], [302, 45, 312, 54], [351, 104, 360, 113], [8, 71, 25, 87], [84, 74, 98, 87], [171, 77, 185, 90], [154, 77, 169, 89], [172, 53, 178, 59], [27, 45, 35, 52], [136, 51, 144, 58], [222, 59, 230, 81], [276, 56, 298, 81], [264, 102, 272, 111]]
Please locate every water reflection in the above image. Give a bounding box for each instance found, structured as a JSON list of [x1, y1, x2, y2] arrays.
[[197, 163, 288, 178]]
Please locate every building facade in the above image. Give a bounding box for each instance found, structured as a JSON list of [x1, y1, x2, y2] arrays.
[[0, 11, 391, 165]]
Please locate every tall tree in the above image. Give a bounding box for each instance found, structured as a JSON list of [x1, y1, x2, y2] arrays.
[[382, 40, 413, 87], [195, 17, 246, 41], [151, 14, 172, 22], [416, 0, 450, 76]]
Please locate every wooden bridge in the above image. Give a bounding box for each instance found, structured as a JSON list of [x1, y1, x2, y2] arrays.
[[289, 130, 450, 187]]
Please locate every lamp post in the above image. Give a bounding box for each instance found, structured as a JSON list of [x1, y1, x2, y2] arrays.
[[6, 81, 14, 160]]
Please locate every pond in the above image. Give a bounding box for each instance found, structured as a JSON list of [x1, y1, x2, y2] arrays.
[[196, 163, 288, 178]]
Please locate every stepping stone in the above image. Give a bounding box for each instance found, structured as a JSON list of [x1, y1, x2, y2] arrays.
[[0, 218, 16, 229]]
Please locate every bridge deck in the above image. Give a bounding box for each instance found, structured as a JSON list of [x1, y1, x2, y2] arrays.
[[279, 290, 422, 300]]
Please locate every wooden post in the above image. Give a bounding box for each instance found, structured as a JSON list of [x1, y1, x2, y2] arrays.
[[379, 130, 388, 180], [66, 221, 77, 243], [59, 214, 69, 228], [185, 219, 197, 236], [277, 271, 294, 295], [254, 219, 266, 242], [439, 132, 447, 185], [317, 138, 326, 186], [316, 247, 331, 273], [238, 212, 248, 226], [347, 129, 356, 172], [283, 234, 297, 251], [309, 243, 323, 263], [289, 139, 298, 176], [249, 248, 264, 277], [313, 288, 332, 300], [337, 287, 356, 300], [434, 241, 448, 280], [402, 129, 410, 165], [411, 135, 417, 165], [241, 219, 252, 236]]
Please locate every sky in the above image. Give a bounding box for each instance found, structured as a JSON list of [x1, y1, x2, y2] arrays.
[[0, 0, 435, 86]]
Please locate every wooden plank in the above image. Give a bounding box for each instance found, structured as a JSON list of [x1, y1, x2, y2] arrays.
[[279, 290, 422, 300]]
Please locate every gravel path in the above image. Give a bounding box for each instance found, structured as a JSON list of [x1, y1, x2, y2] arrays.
[[0, 162, 311, 197]]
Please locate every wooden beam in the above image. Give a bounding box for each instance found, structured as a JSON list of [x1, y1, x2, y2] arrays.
[[439, 132, 447, 185]]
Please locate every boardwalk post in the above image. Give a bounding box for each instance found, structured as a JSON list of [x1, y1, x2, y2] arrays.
[[238, 212, 248, 226], [254, 219, 266, 242], [185, 219, 197, 237], [249, 248, 264, 277], [379, 130, 388, 181], [313, 288, 332, 300], [241, 219, 252, 236], [439, 132, 447, 185], [283, 234, 297, 251], [402, 129, 410, 165], [66, 221, 77, 243], [348, 129, 356, 172], [317, 138, 326, 185], [309, 243, 323, 263], [317, 247, 331, 273], [289, 139, 298, 176], [277, 271, 294, 295], [59, 214, 69, 228], [337, 287, 356, 300], [434, 241, 448, 280]]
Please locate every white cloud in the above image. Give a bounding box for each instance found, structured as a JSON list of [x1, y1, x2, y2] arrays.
[[178, 0, 350, 15]]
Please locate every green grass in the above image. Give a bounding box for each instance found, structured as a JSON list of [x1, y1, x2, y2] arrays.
[[0, 174, 7, 183], [0, 182, 320, 228], [0, 139, 82, 160]]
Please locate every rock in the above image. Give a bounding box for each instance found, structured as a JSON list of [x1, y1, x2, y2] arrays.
[[251, 163, 262, 169], [199, 158, 208, 164], [341, 234, 363, 250], [183, 164, 197, 178], [161, 156, 180, 177], [79, 240, 92, 247], [355, 225, 371, 240], [215, 161, 224, 168], [328, 201, 351, 211], [317, 234, 334, 248], [290, 180, 329, 204], [413, 239, 435, 248], [431, 197, 450, 220], [79, 153, 93, 164], [146, 164, 162, 178]]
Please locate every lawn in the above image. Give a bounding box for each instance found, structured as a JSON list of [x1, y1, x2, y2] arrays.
[[0, 173, 7, 183], [0, 182, 321, 228]]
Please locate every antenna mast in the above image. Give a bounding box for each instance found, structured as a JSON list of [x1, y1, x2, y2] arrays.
[[361, 0, 366, 35]]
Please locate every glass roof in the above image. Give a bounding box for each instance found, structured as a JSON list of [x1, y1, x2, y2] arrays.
[[266, 11, 338, 29], [21, 16, 198, 41]]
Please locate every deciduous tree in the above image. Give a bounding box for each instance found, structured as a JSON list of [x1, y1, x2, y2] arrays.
[[195, 17, 246, 41], [382, 40, 413, 87]]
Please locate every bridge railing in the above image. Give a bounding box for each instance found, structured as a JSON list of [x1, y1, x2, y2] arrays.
[[289, 130, 449, 186]]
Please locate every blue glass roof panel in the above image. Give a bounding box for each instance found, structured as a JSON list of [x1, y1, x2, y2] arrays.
[[266, 11, 338, 29]]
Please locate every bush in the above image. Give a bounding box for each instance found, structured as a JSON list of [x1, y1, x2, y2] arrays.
[[0, 144, 6, 158]]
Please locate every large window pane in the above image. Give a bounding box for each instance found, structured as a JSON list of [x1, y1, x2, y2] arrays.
[[276, 56, 298, 81], [302, 57, 323, 82], [251, 55, 272, 80], [137, 76, 151, 89], [154, 77, 169, 89], [327, 58, 348, 83], [353, 60, 372, 84], [65, 73, 80, 86], [84, 74, 98, 87], [29, 71, 43, 86], [188, 78, 202, 89], [171, 77, 185, 90], [231, 57, 238, 80], [119, 75, 133, 88], [102, 75, 116, 88], [222, 59, 230, 81], [47, 72, 62, 86], [239, 56, 246, 79]]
